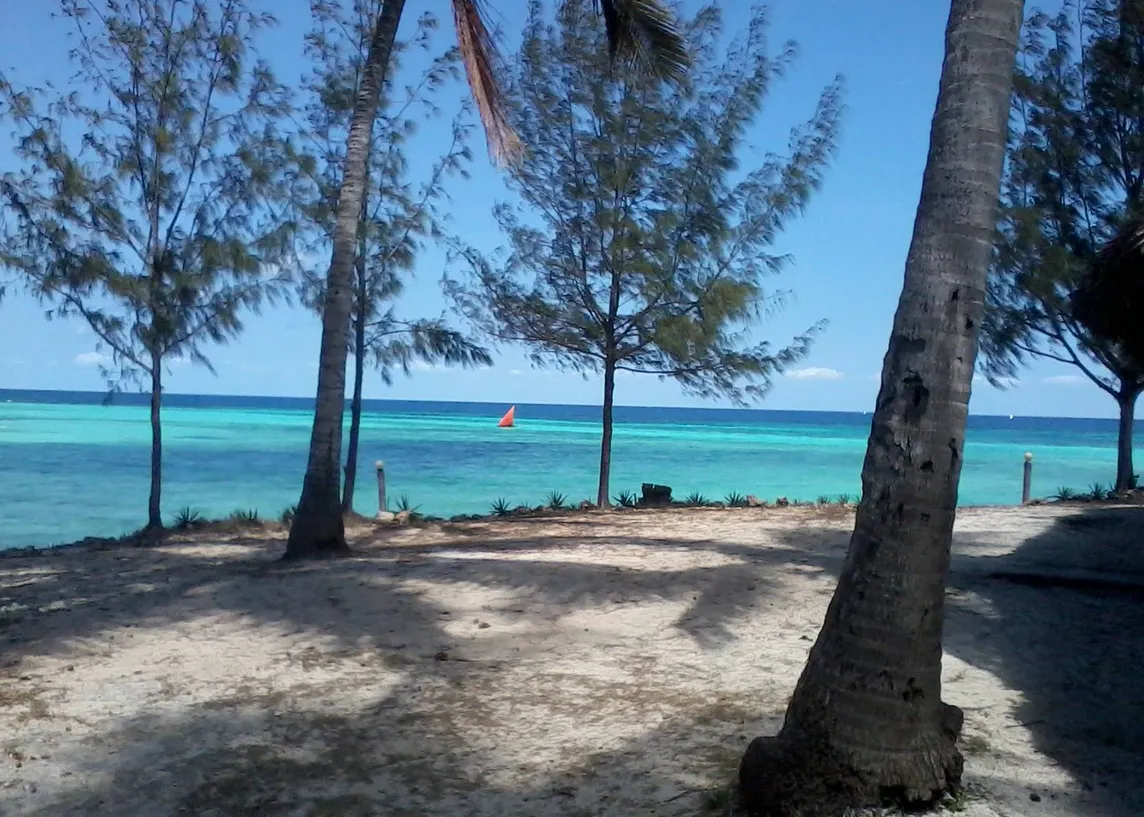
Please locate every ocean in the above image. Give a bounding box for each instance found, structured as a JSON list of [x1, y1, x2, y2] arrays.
[[0, 389, 1137, 549]]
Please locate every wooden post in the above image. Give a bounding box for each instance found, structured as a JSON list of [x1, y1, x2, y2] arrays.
[[376, 460, 387, 516], [1021, 452, 1033, 504]]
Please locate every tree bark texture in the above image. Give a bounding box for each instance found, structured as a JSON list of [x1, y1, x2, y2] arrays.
[[740, 0, 1025, 812], [341, 262, 369, 515], [285, 0, 406, 558], [1115, 385, 1140, 491], [147, 354, 163, 530], [597, 359, 617, 508]]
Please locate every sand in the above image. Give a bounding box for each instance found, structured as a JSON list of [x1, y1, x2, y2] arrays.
[[1, 503, 1141, 817]]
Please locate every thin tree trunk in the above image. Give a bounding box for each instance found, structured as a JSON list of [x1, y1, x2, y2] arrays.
[[147, 354, 163, 531], [342, 269, 369, 514], [597, 359, 617, 508], [285, 0, 406, 559], [1115, 385, 1139, 492], [739, 0, 1024, 813]]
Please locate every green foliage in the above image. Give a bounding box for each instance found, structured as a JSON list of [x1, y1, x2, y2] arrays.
[[229, 508, 262, 525], [982, 0, 1144, 404], [1052, 486, 1077, 501], [684, 492, 709, 507], [295, 3, 488, 383], [544, 490, 568, 510], [280, 504, 298, 525], [490, 497, 513, 516], [448, 1, 841, 407], [724, 491, 748, 508], [614, 490, 637, 507], [173, 507, 203, 529], [1087, 482, 1110, 501], [0, 0, 296, 387], [816, 494, 831, 505], [393, 494, 420, 514], [836, 493, 851, 505], [0, 1, 297, 526]]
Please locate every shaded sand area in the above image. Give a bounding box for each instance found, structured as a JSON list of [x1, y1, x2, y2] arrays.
[[2, 505, 1142, 816]]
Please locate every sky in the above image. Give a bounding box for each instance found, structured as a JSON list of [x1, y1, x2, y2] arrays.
[[0, 0, 1114, 418]]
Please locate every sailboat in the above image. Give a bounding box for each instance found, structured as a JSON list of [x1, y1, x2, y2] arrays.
[[497, 405, 516, 428]]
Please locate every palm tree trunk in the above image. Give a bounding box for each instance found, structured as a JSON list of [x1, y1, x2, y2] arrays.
[[285, 0, 406, 559], [1115, 384, 1140, 492], [739, 0, 1024, 813], [341, 270, 369, 514], [597, 358, 617, 508], [147, 353, 163, 531]]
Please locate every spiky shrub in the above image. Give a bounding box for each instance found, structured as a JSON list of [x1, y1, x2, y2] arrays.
[[816, 494, 831, 505], [173, 507, 202, 529], [724, 491, 748, 508], [544, 490, 568, 510], [490, 497, 513, 517], [280, 504, 298, 525], [836, 493, 852, 505], [684, 492, 710, 507], [229, 508, 261, 526], [394, 495, 421, 513], [614, 490, 637, 508], [1087, 482, 1109, 501], [1052, 486, 1076, 501]]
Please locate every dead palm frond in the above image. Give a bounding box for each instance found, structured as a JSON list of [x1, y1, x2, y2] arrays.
[[1072, 215, 1144, 365], [596, 0, 691, 83], [451, 0, 522, 166], [451, 0, 690, 167]]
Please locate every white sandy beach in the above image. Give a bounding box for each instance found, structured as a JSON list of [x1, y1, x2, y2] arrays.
[[1, 504, 1141, 816]]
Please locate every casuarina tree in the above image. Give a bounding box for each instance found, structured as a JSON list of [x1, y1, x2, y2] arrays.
[[296, 2, 490, 514], [286, 0, 691, 558], [0, 0, 297, 531], [448, 0, 841, 507], [1073, 216, 1144, 374], [739, 0, 1025, 813], [981, 0, 1144, 491]]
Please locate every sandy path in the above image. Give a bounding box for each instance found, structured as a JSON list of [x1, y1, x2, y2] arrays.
[[0, 504, 1140, 816]]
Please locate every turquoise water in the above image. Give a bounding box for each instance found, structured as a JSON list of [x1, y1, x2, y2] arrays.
[[0, 390, 1138, 549]]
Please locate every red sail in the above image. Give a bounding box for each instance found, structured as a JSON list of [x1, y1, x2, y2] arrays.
[[497, 406, 516, 428]]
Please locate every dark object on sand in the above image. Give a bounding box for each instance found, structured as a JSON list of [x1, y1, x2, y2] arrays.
[[640, 483, 672, 507]]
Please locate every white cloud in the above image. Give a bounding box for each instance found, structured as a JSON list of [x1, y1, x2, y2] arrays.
[[1044, 374, 1085, 386], [508, 369, 523, 376], [73, 351, 108, 367], [786, 366, 844, 381]]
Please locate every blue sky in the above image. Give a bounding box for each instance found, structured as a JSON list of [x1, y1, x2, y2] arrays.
[[0, 0, 1111, 417]]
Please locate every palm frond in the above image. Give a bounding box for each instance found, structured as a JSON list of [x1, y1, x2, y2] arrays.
[[451, 0, 522, 166], [595, 0, 690, 83]]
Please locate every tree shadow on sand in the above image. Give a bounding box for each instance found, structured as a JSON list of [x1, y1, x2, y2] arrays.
[[944, 506, 1144, 817], [0, 516, 850, 671], [1, 516, 842, 816], [765, 505, 1144, 817]]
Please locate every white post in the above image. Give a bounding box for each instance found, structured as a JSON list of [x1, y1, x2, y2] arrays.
[[1021, 452, 1033, 504], [376, 460, 387, 516]]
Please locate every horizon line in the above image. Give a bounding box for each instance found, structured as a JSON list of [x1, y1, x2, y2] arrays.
[[0, 387, 1127, 424]]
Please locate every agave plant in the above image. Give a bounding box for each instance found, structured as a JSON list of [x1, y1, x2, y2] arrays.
[[173, 507, 202, 529], [724, 491, 748, 508], [836, 494, 852, 505], [1087, 482, 1109, 501], [393, 495, 421, 514], [229, 508, 261, 525], [490, 497, 512, 517], [614, 490, 637, 508], [684, 492, 709, 507], [544, 490, 568, 510], [816, 494, 831, 505], [1052, 486, 1076, 502]]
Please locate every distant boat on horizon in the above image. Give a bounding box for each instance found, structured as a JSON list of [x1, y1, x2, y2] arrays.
[[497, 406, 516, 428]]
